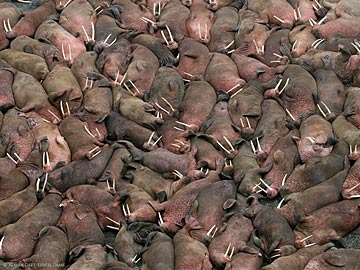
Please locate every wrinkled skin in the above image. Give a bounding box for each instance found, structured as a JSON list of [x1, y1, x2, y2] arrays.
[[59, 115, 104, 161], [282, 140, 348, 195], [254, 99, 289, 162], [148, 158, 223, 235], [12, 71, 62, 124], [65, 185, 124, 230], [34, 20, 86, 66], [233, 140, 272, 196], [0, 108, 35, 161], [224, 247, 263, 270], [304, 248, 360, 270], [67, 244, 107, 270], [262, 129, 300, 199], [0, 49, 49, 81], [332, 115, 360, 160], [125, 161, 188, 201], [178, 81, 217, 133], [186, 0, 214, 44], [133, 34, 176, 67], [0, 193, 63, 261], [277, 164, 349, 227], [0, 60, 15, 112], [206, 53, 247, 95], [23, 111, 71, 172], [21, 226, 69, 270], [189, 180, 238, 245], [277, 64, 317, 127], [43, 50, 83, 114], [246, 0, 295, 28], [261, 243, 335, 270], [10, 35, 60, 58], [293, 115, 337, 163], [208, 202, 256, 269], [208, 6, 238, 53], [294, 199, 360, 248], [0, 2, 21, 50], [106, 112, 159, 151], [149, 67, 185, 118], [48, 142, 123, 192], [343, 87, 360, 129], [59, 0, 97, 45], [342, 158, 360, 199], [140, 232, 175, 270], [57, 200, 105, 253], [83, 82, 112, 122], [175, 37, 210, 81], [123, 44, 159, 98], [244, 196, 297, 259], [286, 0, 317, 25], [157, 118, 190, 154], [173, 215, 213, 270], [6, 0, 56, 39]]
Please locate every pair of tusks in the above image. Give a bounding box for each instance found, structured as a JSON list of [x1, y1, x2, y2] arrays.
[[82, 22, 95, 43], [153, 2, 161, 16], [309, 16, 327, 26], [122, 203, 131, 217], [106, 178, 116, 191], [161, 25, 174, 46], [147, 131, 162, 147], [207, 224, 218, 238], [227, 84, 243, 99], [60, 100, 71, 118], [155, 97, 175, 115], [106, 216, 121, 231], [250, 137, 262, 154], [171, 139, 186, 149], [317, 102, 332, 118], [312, 0, 322, 11], [298, 235, 317, 247], [89, 146, 102, 159], [255, 175, 287, 196], [84, 124, 101, 138], [84, 76, 94, 90], [293, 8, 302, 21], [350, 145, 358, 155], [47, 109, 61, 122], [61, 44, 72, 62], [351, 39, 360, 55], [216, 136, 235, 155], [103, 33, 117, 47], [240, 117, 252, 129], [253, 39, 264, 55], [270, 52, 286, 64], [311, 38, 325, 49], [225, 40, 235, 54], [6, 152, 22, 165], [140, 17, 156, 27], [36, 173, 48, 193], [274, 78, 290, 95], [225, 158, 232, 167], [3, 18, 12, 33], [172, 169, 184, 179], [198, 23, 208, 41]]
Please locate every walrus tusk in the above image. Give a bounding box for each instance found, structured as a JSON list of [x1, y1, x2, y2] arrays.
[[106, 216, 120, 226], [161, 97, 175, 112], [273, 15, 285, 24]]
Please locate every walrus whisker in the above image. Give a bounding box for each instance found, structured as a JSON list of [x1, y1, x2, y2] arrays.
[[216, 140, 231, 155]]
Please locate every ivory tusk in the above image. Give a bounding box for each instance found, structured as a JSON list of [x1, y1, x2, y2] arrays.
[[259, 178, 271, 190], [216, 140, 231, 155], [41, 173, 48, 193], [273, 15, 285, 24], [230, 88, 243, 99], [348, 182, 360, 192], [226, 83, 240, 94], [6, 153, 17, 165], [161, 97, 175, 111], [147, 131, 155, 145], [305, 243, 317, 247], [281, 174, 288, 187], [152, 136, 162, 146], [223, 136, 235, 152], [279, 78, 289, 95], [107, 225, 120, 230], [285, 108, 296, 121], [317, 104, 327, 118], [84, 125, 95, 138], [82, 25, 90, 42], [300, 235, 313, 242], [277, 198, 285, 208]]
